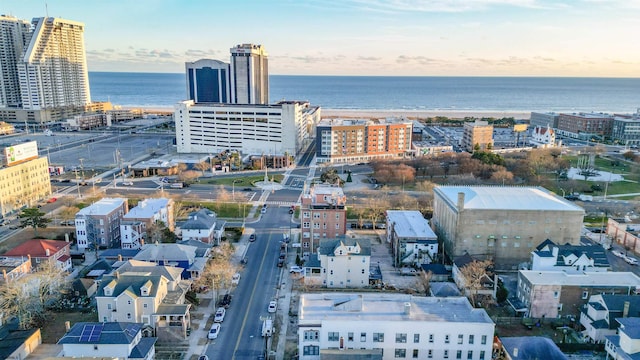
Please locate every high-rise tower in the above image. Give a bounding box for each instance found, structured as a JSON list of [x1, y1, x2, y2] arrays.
[[19, 17, 91, 110], [0, 15, 31, 108], [185, 59, 231, 103], [230, 44, 268, 105]]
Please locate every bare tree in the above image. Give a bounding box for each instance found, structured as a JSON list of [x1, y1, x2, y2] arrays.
[[415, 270, 433, 295], [459, 259, 493, 308], [193, 243, 238, 303], [194, 161, 211, 179], [59, 206, 80, 222]]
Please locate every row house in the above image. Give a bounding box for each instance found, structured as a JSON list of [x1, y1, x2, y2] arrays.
[[580, 294, 640, 343], [180, 208, 225, 245], [386, 210, 438, 267], [531, 239, 610, 273], [300, 184, 347, 256], [76, 198, 128, 250], [304, 238, 371, 288], [121, 198, 174, 249]]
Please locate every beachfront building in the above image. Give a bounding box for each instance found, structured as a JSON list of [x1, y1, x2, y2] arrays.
[[121, 198, 175, 250], [315, 118, 413, 164], [76, 198, 128, 250], [175, 100, 320, 156], [300, 184, 347, 255], [304, 238, 371, 288], [297, 293, 495, 360], [515, 271, 640, 318], [0, 15, 30, 108], [462, 120, 493, 152], [0, 141, 51, 219], [432, 186, 585, 269], [230, 43, 268, 105], [19, 17, 91, 110], [385, 210, 438, 267], [556, 112, 613, 140], [185, 59, 231, 103], [612, 112, 640, 147]]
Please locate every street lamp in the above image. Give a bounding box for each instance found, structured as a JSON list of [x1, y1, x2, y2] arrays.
[[232, 179, 242, 201]]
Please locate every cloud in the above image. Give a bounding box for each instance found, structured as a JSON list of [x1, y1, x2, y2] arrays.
[[396, 55, 442, 65], [341, 0, 544, 13], [358, 56, 382, 61]]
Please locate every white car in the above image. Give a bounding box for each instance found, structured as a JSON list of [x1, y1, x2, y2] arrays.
[[208, 323, 221, 339], [626, 257, 639, 266], [231, 273, 240, 285], [261, 207, 267, 214], [289, 266, 304, 274], [268, 301, 277, 313], [214, 307, 226, 322], [612, 250, 626, 258], [122, 181, 133, 186]]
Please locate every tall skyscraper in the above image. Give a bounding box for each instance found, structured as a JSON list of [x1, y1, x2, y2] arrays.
[[230, 43, 269, 105], [0, 15, 31, 108], [185, 59, 231, 103], [19, 17, 91, 110]]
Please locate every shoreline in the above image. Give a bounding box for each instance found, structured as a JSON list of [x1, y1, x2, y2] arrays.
[[122, 105, 532, 120]]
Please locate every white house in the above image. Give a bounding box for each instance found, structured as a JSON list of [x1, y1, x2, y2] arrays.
[[75, 198, 128, 250], [606, 317, 640, 359], [298, 293, 495, 360], [304, 238, 371, 288], [579, 294, 640, 343], [530, 125, 556, 147], [179, 209, 225, 245], [385, 210, 438, 267], [58, 322, 156, 360], [121, 198, 175, 250], [531, 239, 610, 273]]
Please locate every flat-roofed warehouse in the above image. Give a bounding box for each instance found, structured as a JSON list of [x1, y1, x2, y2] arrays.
[[432, 186, 585, 270]]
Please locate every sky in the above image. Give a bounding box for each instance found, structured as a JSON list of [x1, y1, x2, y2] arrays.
[[2, 0, 640, 76]]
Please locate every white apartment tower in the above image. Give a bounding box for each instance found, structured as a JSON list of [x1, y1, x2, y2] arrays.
[[18, 17, 91, 110], [230, 43, 268, 105], [0, 15, 31, 108]]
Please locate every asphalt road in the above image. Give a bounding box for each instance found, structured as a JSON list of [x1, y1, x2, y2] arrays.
[[206, 206, 294, 359]]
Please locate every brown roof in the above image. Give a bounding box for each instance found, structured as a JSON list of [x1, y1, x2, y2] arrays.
[[3, 239, 69, 258]]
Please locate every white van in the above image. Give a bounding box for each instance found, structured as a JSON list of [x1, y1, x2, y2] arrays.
[[261, 319, 273, 337]]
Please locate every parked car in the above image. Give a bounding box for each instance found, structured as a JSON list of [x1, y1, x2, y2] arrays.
[[277, 258, 284, 267], [243, 187, 253, 191], [208, 323, 221, 339], [47, 197, 57, 203], [198, 356, 209, 360], [249, 234, 256, 242], [289, 266, 304, 273], [261, 207, 267, 214], [219, 294, 232, 308], [61, 220, 75, 226], [626, 257, 639, 266], [268, 301, 277, 313], [612, 250, 626, 258], [122, 181, 133, 186], [401, 268, 418, 276], [231, 273, 240, 285], [214, 307, 226, 322]]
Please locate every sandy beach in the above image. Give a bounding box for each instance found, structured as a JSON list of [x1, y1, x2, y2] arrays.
[[322, 108, 531, 120]]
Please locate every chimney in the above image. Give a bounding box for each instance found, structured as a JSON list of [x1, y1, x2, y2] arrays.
[[65, 233, 69, 242], [513, 347, 518, 357], [624, 301, 630, 318], [2, 269, 6, 281], [118, 254, 122, 262], [552, 246, 559, 257], [65, 321, 70, 332], [404, 302, 411, 315], [45, 248, 50, 257], [457, 192, 465, 210]]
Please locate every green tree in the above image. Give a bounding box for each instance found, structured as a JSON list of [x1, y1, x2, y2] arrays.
[[19, 207, 51, 237], [320, 168, 341, 185], [346, 171, 352, 183]]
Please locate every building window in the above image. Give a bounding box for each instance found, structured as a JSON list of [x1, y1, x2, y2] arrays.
[[456, 350, 462, 359], [412, 349, 419, 358], [395, 349, 406, 358], [328, 332, 339, 341], [467, 350, 473, 359], [396, 333, 407, 343], [458, 334, 463, 344], [554, 291, 559, 298], [303, 346, 319, 355], [127, 313, 131, 320], [348, 332, 354, 341], [429, 334, 434, 343], [444, 350, 449, 359], [480, 350, 486, 360], [582, 291, 589, 299], [428, 349, 433, 358], [361, 332, 366, 342], [414, 334, 419, 343], [107, 304, 111, 310], [445, 334, 450, 343], [143, 303, 148, 308], [481, 335, 487, 345], [127, 300, 131, 305], [374, 333, 385, 342], [304, 330, 319, 341], [469, 335, 474, 344]]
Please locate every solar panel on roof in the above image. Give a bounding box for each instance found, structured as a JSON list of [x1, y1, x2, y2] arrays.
[[80, 335, 91, 342], [80, 324, 95, 341]]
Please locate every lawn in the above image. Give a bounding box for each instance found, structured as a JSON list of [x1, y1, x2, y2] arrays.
[[179, 200, 251, 219], [203, 174, 284, 186]]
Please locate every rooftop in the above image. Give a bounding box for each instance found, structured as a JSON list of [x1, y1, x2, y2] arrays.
[[386, 210, 437, 240], [58, 322, 144, 345], [3, 239, 69, 258], [124, 198, 170, 220], [519, 270, 640, 287], [500, 337, 568, 360], [76, 198, 126, 216], [299, 293, 493, 324], [617, 317, 640, 339], [435, 186, 585, 212]]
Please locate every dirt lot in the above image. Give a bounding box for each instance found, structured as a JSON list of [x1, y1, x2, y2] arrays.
[[40, 311, 98, 344]]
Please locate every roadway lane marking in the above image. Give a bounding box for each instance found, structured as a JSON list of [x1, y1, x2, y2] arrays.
[[232, 229, 273, 359]]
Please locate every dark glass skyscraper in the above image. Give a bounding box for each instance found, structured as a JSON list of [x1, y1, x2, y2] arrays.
[[185, 59, 230, 103]]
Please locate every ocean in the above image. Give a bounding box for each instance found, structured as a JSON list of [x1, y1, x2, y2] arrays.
[[88, 72, 640, 114]]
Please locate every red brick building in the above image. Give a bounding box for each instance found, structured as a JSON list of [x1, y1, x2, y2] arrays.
[[300, 185, 347, 255], [557, 113, 613, 139]]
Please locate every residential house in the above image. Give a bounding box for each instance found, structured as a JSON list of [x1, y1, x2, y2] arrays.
[[133, 243, 207, 280], [121, 198, 175, 250], [580, 294, 640, 343], [515, 271, 640, 318], [304, 238, 371, 288], [499, 337, 568, 360], [452, 253, 496, 302], [76, 198, 128, 250], [72, 278, 97, 298], [606, 317, 640, 359], [298, 293, 495, 360], [0, 324, 41, 360], [180, 209, 225, 245], [58, 322, 156, 360], [385, 210, 438, 267], [3, 239, 71, 271], [95, 260, 191, 342], [420, 263, 450, 282], [529, 125, 556, 148], [0, 256, 32, 283], [300, 184, 347, 256], [531, 239, 610, 273]]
